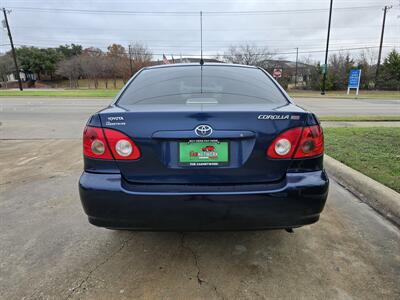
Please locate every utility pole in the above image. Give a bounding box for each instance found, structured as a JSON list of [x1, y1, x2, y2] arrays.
[[128, 44, 133, 76], [321, 0, 333, 95], [2, 8, 23, 91], [294, 47, 299, 88], [375, 5, 392, 88], [200, 11, 204, 65]]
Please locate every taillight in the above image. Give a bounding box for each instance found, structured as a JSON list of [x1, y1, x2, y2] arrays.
[[267, 125, 323, 159], [294, 125, 324, 158], [103, 128, 141, 160], [83, 126, 141, 160], [83, 126, 113, 159], [267, 127, 302, 159]]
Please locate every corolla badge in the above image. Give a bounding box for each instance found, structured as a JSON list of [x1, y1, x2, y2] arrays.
[[195, 125, 213, 137], [258, 114, 290, 120]]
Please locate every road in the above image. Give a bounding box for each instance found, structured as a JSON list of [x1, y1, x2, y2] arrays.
[[293, 97, 400, 116], [0, 97, 399, 139], [0, 97, 399, 299]]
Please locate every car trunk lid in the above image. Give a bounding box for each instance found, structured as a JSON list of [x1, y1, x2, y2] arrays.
[[99, 104, 307, 184]]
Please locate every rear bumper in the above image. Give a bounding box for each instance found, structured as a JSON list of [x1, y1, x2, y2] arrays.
[[79, 171, 329, 231]]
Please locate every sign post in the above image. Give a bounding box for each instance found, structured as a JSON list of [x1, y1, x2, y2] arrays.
[[347, 69, 361, 95], [320, 64, 327, 75]]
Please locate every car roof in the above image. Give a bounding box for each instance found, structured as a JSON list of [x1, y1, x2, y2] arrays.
[[144, 63, 259, 70]]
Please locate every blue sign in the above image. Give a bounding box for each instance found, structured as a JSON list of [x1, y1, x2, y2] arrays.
[[348, 69, 361, 89]]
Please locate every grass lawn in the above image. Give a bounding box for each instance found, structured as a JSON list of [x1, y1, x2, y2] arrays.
[[0, 87, 399, 99], [324, 127, 400, 193], [290, 90, 400, 100], [0, 89, 120, 97], [319, 115, 400, 122], [42, 78, 126, 89]]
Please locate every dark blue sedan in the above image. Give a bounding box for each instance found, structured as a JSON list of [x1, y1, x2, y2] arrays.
[[79, 63, 329, 231]]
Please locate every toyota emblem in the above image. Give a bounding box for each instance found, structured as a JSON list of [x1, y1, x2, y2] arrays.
[[195, 125, 213, 137]]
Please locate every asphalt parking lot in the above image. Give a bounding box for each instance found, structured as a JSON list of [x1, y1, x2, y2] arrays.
[[0, 97, 400, 299]]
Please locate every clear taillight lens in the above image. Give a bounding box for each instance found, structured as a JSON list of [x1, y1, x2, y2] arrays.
[[274, 138, 292, 156], [83, 126, 141, 160], [267, 127, 302, 159], [91, 139, 105, 155], [83, 126, 113, 159], [115, 140, 133, 157], [103, 128, 141, 160]]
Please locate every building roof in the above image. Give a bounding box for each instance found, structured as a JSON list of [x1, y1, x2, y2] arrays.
[[261, 59, 312, 69]]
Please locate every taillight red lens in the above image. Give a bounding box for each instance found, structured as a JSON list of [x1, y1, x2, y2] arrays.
[[103, 128, 141, 160], [267, 125, 324, 159], [83, 126, 141, 160], [294, 125, 324, 158], [83, 126, 113, 159], [267, 127, 302, 159]]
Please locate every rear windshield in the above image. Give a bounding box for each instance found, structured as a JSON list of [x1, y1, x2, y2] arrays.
[[117, 65, 288, 106]]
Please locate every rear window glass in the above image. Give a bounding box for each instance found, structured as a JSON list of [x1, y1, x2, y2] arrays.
[[117, 65, 288, 106]]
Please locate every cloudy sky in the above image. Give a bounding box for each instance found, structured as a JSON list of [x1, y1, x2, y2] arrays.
[[1, 0, 399, 62]]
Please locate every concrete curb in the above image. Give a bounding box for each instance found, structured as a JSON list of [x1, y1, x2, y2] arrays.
[[324, 155, 400, 227]]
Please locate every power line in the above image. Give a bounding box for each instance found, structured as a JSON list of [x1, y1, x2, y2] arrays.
[[6, 5, 384, 15], [4, 0, 389, 2], [11, 25, 397, 32], [11, 37, 400, 43], [205, 6, 384, 15], [4, 0, 392, 2], [9, 42, 397, 52], [9, 40, 398, 51], [2, 44, 394, 57], [7, 40, 397, 50]]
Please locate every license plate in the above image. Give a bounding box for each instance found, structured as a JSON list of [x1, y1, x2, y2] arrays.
[[179, 140, 229, 166]]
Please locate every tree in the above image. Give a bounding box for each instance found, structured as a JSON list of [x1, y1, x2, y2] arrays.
[[356, 49, 377, 89], [129, 43, 153, 75], [0, 54, 14, 87], [301, 56, 322, 90], [15, 46, 42, 79], [107, 44, 127, 88], [55, 56, 82, 88], [379, 49, 400, 90], [57, 44, 83, 58], [107, 44, 126, 57], [15, 46, 63, 80], [80, 47, 104, 88], [99, 56, 113, 89], [326, 52, 355, 90], [104, 43, 153, 85], [223, 44, 273, 67], [42, 48, 63, 79]]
